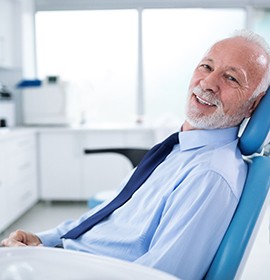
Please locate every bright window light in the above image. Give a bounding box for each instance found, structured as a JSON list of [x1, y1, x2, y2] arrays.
[[143, 9, 246, 124], [36, 10, 138, 124], [35, 8, 245, 125]]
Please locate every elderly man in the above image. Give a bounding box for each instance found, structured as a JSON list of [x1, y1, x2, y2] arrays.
[[2, 30, 270, 280]]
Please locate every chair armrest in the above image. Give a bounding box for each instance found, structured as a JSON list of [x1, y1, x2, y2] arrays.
[[83, 148, 149, 168]]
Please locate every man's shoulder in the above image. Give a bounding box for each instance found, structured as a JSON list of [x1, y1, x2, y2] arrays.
[[193, 142, 247, 199]]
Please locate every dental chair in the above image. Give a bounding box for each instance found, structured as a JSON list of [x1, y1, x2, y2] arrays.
[[204, 89, 270, 280], [85, 90, 270, 279]]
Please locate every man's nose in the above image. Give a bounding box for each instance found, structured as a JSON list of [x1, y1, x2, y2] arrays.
[[200, 72, 219, 93]]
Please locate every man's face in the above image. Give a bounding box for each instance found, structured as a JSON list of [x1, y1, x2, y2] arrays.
[[184, 37, 268, 130]]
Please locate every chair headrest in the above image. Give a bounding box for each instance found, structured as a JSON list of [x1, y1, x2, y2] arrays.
[[239, 87, 270, 156]]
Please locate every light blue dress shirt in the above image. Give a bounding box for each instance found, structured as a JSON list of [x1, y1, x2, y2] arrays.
[[37, 127, 247, 280]]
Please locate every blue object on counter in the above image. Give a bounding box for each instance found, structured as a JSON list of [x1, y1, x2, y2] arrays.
[[16, 79, 42, 88]]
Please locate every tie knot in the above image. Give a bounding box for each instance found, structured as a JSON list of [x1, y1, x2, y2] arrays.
[[163, 132, 179, 147]]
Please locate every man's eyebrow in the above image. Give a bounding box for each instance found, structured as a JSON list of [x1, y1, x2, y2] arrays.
[[202, 57, 214, 63], [227, 66, 246, 77], [228, 66, 240, 72]]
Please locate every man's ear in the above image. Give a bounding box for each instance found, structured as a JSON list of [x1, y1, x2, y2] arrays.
[[245, 92, 266, 118]]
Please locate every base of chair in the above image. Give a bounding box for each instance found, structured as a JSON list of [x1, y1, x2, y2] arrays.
[[87, 190, 116, 208]]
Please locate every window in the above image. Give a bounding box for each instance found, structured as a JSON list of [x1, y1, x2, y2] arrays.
[[35, 8, 245, 125], [143, 9, 245, 123], [253, 9, 270, 46], [36, 10, 138, 123]]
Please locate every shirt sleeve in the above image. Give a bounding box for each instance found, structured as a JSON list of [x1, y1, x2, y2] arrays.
[[36, 202, 112, 247], [36, 169, 136, 247], [36, 219, 78, 247], [134, 169, 239, 280]]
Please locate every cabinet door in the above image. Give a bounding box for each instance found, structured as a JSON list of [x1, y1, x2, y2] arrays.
[[39, 132, 82, 200], [0, 142, 8, 232], [5, 133, 38, 223], [0, 132, 38, 232]]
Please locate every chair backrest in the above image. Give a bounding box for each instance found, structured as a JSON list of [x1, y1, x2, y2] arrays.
[[204, 89, 270, 280], [239, 89, 270, 156]]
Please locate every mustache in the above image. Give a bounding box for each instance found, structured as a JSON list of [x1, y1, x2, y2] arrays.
[[192, 86, 221, 106]]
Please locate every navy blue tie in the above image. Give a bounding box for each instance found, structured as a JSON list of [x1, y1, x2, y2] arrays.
[[61, 132, 179, 239]]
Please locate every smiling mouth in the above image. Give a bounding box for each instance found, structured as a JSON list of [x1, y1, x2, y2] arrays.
[[195, 94, 216, 106]]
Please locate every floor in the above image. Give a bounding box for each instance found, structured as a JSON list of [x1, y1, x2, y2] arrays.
[[0, 201, 88, 241], [0, 201, 269, 280]]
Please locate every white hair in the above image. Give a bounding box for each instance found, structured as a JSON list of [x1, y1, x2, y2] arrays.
[[231, 29, 270, 98]]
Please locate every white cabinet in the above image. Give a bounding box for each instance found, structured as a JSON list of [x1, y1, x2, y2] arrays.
[[39, 128, 155, 201], [6, 133, 38, 222], [0, 143, 8, 231], [0, 130, 38, 233], [0, 0, 15, 68], [39, 132, 82, 200]]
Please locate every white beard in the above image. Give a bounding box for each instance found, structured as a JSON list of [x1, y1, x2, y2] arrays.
[[185, 86, 251, 129]]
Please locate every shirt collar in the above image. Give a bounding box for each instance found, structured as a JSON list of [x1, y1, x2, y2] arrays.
[[178, 126, 239, 152]]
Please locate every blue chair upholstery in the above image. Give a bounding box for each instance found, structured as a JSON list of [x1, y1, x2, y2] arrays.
[[239, 89, 270, 156], [204, 89, 270, 280]]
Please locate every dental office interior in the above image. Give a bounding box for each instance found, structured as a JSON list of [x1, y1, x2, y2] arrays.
[[0, 0, 270, 279]]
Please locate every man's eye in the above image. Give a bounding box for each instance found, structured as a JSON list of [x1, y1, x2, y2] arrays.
[[226, 75, 239, 84], [199, 64, 212, 71]]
